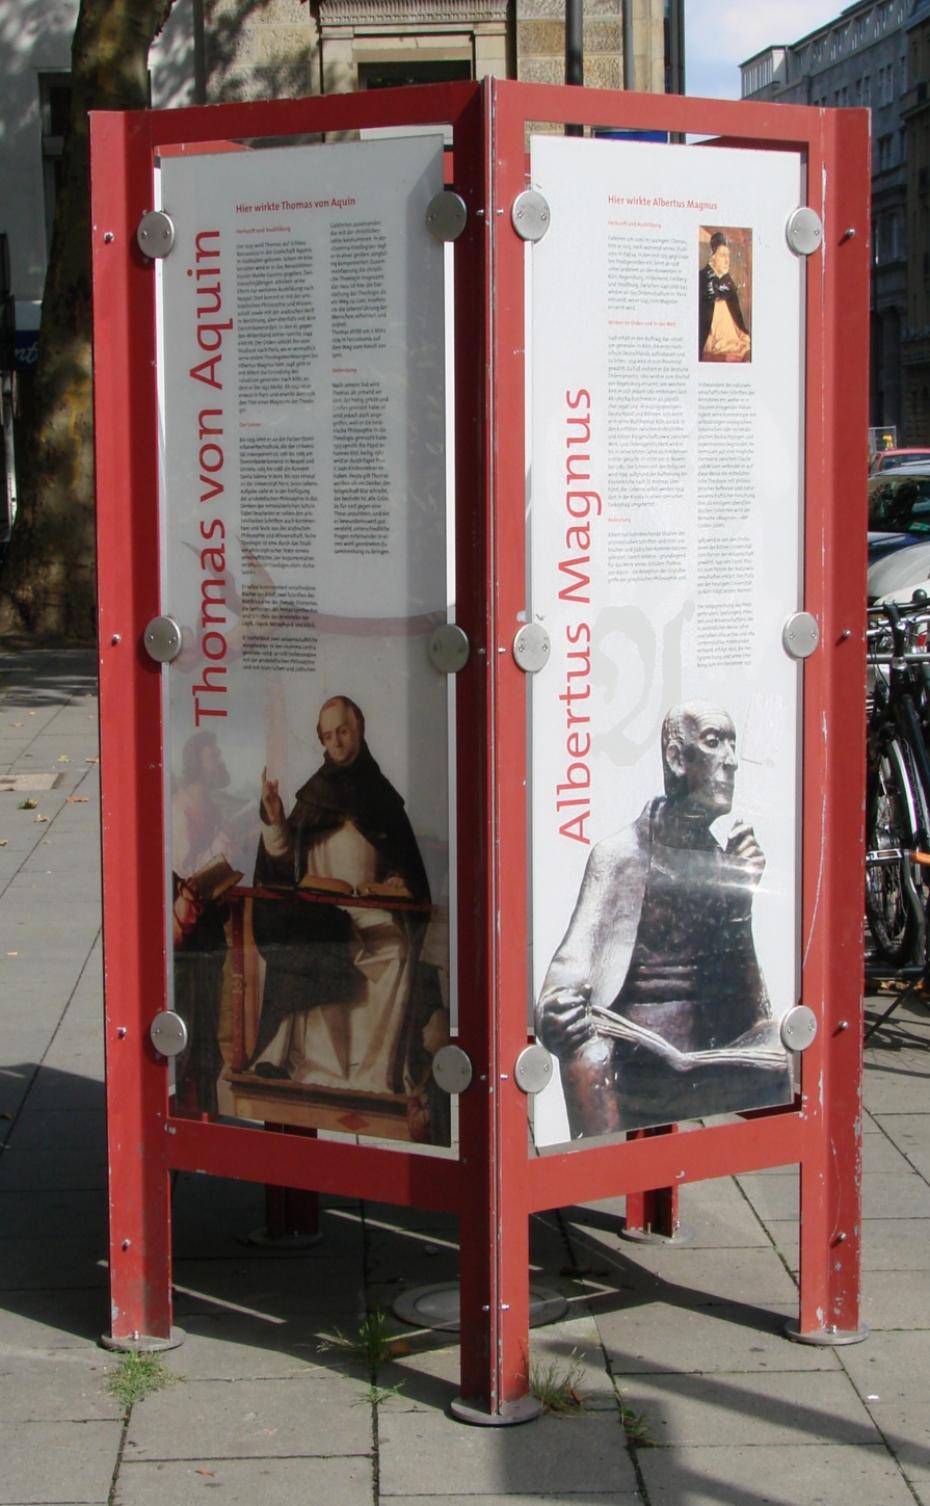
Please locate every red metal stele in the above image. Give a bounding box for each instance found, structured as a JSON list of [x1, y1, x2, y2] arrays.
[[91, 76, 869, 1413]]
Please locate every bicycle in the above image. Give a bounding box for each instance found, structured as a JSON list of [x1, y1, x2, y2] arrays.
[[864, 596, 930, 971]]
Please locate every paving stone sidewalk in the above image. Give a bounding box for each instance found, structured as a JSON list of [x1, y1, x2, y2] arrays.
[[1, 646, 929, 1506]]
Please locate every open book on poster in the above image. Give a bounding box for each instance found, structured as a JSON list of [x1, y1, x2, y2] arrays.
[[186, 855, 244, 904], [589, 1004, 788, 1073], [298, 874, 413, 900]]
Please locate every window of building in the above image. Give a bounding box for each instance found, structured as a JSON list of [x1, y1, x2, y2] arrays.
[[357, 59, 472, 89], [38, 72, 72, 251], [863, 74, 872, 105]]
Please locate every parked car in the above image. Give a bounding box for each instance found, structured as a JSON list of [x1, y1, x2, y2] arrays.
[[867, 539, 930, 604], [871, 447, 930, 473], [868, 465, 930, 566]]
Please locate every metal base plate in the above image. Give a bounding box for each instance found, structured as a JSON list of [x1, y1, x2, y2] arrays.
[[99, 1326, 186, 1353], [620, 1222, 692, 1246], [450, 1394, 543, 1426], [393, 1282, 568, 1333], [785, 1320, 869, 1347]]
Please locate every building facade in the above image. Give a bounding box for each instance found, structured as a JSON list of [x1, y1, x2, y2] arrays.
[[2, 0, 672, 349], [741, 0, 930, 444]]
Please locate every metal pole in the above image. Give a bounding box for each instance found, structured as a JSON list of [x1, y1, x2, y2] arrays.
[[565, 0, 583, 135], [668, 0, 685, 95], [622, 0, 634, 91]]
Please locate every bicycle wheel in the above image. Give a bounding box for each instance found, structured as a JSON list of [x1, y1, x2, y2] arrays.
[[865, 736, 927, 965]]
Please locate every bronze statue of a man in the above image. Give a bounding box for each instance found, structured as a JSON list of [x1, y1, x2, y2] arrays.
[[535, 702, 792, 1137]]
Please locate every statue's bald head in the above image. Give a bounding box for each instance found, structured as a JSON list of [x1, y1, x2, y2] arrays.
[[661, 702, 738, 814]]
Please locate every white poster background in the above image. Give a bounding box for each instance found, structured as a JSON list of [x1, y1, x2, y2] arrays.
[[528, 137, 805, 1148], [155, 136, 453, 1149]]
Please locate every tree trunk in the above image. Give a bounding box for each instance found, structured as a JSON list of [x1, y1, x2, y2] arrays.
[[0, 0, 174, 640]]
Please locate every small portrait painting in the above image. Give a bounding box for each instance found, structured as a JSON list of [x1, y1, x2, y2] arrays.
[[698, 226, 752, 364]]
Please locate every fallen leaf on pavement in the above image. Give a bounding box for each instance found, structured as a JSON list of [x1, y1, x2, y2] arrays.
[[17, 799, 37, 810], [86, 756, 100, 764], [195, 1469, 215, 1478], [0, 839, 6, 847], [33, 814, 48, 823], [57, 754, 70, 763], [66, 795, 89, 804]]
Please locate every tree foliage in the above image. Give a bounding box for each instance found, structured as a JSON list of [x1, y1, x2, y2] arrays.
[[0, 0, 175, 639]]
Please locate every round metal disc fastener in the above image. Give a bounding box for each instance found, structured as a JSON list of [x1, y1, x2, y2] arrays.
[[143, 615, 183, 664], [149, 1011, 189, 1058], [514, 1044, 554, 1094], [425, 191, 468, 242], [785, 207, 823, 256], [136, 210, 175, 258], [428, 623, 470, 674], [782, 611, 820, 660], [780, 1005, 818, 1053], [432, 1044, 473, 1095], [512, 622, 550, 673], [511, 190, 551, 242]]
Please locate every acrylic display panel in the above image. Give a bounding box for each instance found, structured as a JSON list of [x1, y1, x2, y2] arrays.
[[156, 135, 455, 1151]]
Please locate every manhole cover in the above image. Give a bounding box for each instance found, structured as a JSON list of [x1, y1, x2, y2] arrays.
[[393, 1283, 567, 1332], [0, 773, 60, 793]]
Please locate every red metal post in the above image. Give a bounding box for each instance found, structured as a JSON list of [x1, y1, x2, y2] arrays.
[[91, 109, 176, 1347], [793, 105, 870, 1344], [624, 1127, 680, 1240]]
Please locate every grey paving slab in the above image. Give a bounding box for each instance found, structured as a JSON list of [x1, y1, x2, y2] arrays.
[[568, 1177, 770, 1251], [837, 1330, 930, 1477], [114, 1455, 374, 1506], [765, 1216, 930, 1273], [159, 1313, 342, 1381], [0, 1188, 108, 1239], [169, 1259, 367, 1326], [2, 1108, 106, 1151], [378, 1410, 640, 1498], [616, 1370, 878, 1448], [0, 1146, 108, 1192], [862, 1059, 930, 1112], [379, 1499, 637, 1506], [596, 1298, 838, 1376], [861, 1265, 930, 1328], [0, 1236, 107, 1290], [577, 1245, 799, 1309], [740, 1168, 930, 1220], [637, 1443, 918, 1506], [123, 1375, 372, 1460], [0, 1418, 121, 1504], [23, 1068, 105, 1113], [0, 1288, 105, 1350], [0, 1350, 120, 1422]]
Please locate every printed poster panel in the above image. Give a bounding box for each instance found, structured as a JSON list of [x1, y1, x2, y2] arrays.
[[528, 137, 804, 1148], [156, 136, 454, 1152]]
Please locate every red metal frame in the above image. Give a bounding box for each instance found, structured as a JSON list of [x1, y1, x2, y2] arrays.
[[91, 78, 869, 1408]]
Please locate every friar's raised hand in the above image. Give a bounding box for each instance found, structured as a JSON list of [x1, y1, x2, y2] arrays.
[[260, 766, 285, 826]]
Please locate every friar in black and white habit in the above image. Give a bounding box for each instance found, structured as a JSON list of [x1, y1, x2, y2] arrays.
[[249, 695, 446, 1140]]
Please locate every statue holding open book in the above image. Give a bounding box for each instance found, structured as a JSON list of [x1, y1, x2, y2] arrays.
[[535, 701, 792, 1138]]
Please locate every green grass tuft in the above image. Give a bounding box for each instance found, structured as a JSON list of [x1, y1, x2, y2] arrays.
[[106, 1351, 174, 1412], [529, 1350, 586, 1415]]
